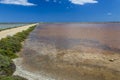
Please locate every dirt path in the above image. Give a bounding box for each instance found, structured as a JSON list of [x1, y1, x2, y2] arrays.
[[0, 24, 37, 40]]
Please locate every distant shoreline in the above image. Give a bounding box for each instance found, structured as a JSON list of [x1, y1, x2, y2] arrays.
[[1, 22, 120, 24]]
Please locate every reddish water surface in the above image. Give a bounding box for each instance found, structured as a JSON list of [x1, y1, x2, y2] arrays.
[[21, 23, 120, 80]]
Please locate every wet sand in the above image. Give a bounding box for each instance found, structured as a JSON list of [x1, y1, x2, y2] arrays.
[[14, 23, 120, 80]]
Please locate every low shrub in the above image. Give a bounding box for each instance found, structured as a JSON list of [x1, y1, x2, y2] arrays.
[[0, 25, 36, 59], [0, 49, 17, 60], [0, 54, 15, 76], [0, 36, 22, 53], [0, 25, 36, 79]]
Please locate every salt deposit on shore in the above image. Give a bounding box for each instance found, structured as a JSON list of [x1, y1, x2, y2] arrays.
[[13, 58, 56, 80]]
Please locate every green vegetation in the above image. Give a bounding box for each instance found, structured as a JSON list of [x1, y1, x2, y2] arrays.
[[0, 76, 27, 80], [0, 54, 15, 76], [0, 25, 36, 80]]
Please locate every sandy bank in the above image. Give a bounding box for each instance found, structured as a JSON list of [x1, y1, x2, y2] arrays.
[[0, 24, 37, 40], [13, 58, 56, 80]]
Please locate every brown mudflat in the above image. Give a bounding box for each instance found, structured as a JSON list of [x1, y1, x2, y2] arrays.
[[21, 23, 120, 80]]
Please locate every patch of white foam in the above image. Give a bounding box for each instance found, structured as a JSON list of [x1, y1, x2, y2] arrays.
[[13, 58, 56, 80]]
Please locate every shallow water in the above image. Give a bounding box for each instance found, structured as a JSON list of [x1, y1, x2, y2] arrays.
[[21, 23, 120, 80]]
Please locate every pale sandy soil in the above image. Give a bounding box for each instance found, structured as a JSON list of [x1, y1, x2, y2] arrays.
[[0, 24, 37, 40], [13, 58, 56, 80]]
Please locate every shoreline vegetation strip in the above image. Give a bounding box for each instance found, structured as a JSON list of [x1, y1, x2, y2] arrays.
[[0, 25, 36, 80]]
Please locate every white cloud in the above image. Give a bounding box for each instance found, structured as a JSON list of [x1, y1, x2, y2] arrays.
[[69, 0, 98, 5], [0, 0, 36, 6]]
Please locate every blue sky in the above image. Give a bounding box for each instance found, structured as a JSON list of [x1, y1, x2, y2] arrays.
[[0, 0, 120, 22]]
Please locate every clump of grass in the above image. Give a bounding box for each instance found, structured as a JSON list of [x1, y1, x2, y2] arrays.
[[0, 75, 27, 80], [0, 54, 15, 76]]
